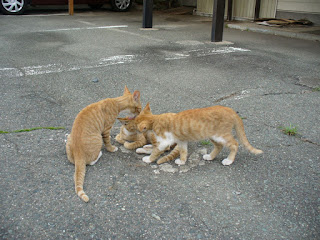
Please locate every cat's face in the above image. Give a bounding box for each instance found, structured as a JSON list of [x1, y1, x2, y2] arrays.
[[136, 120, 151, 133], [118, 118, 138, 132], [135, 103, 153, 132]]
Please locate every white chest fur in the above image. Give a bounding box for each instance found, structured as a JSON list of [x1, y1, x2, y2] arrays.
[[211, 135, 226, 144], [123, 127, 134, 136], [155, 132, 176, 151]]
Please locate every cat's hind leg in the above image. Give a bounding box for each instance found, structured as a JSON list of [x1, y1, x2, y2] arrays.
[[89, 151, 102, 166], [203, 140, 223, 161], [221, 135, 239, 166], [66, 134, 75, 164]]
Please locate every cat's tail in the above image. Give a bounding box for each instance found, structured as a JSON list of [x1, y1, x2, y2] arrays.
[[234, 116, 263, 155], [74, 161, 89, 202], [157, 145, 180, 164]]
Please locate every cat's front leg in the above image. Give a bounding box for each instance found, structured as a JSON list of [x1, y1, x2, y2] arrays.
[[102, 130, 118, 152], [175, 142, 188, 165], [142, 146, 163, 163], [115, 134, 125, 144]]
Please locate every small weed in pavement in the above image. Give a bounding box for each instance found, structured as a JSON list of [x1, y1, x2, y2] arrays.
[[312, 87, 320, 92], [199, 140, 212, 146], [279, 124, 298, 136]]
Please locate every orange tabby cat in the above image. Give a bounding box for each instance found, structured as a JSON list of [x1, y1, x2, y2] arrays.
[[134, 103, 263, 166], [66, 86, 141, 202], [115, 117, 179, 163], [115, 117, 149, 150]]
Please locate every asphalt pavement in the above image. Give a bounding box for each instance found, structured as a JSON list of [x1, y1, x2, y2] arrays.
[[0, 6, 319, 240]]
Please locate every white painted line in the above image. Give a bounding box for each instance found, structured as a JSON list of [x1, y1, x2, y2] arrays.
[[165, 46, 250, 60], [110, 28, 164, 43], [0, 47, 250, 78], [0, 68, 23, 78], [40, 25, 128, 32]]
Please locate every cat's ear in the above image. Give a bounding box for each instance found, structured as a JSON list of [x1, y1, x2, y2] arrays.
[[142, 102, 151, 114], [133, 91, 140, 102], [117, 117, 130, 125], [123, 85, 131, 95]]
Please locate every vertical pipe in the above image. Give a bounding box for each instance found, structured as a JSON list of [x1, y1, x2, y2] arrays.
[[211, 0, 226, 42], [227, 0, 233, 21], [254, 0, 261, 20], [143, 0, 153, 28]]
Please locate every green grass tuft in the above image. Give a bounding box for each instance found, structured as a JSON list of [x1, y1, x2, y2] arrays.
[[279, 124, 298, 136], [312, 87, 320, 92], [0, 127, 65, 134], [199, 140, 212, 146]]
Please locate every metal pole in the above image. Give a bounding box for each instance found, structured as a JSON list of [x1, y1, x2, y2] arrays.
[[254, 0, 261, 21], [143, 0, 153, 28], [227, 0, 233, 21], [211, 0, 226, 42]]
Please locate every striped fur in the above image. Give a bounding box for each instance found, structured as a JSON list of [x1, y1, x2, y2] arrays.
[[115, 117, 179, 162], [115, 118, 148, 149], [135, 103, 263, 166], [66, 86, 141, 202]]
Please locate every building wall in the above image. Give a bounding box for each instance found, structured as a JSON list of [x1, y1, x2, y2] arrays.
[[196, 0, 320, 24], [260, 0, 277, 18], [196, 0, 276, 19], [277, 0, 320, 14], [276, 0, 320, 24]]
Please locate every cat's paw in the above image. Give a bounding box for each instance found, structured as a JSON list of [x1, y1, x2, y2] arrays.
[[143, 144, 153, 149], [136, 148, 148, 154], [203, 154, 213, 161], [175, 159, 186, 165], [90, 151, 102, 165], [64, 133, 69, 143], [115, 134, 124, 144], [142, 156, 152, 163], [107, 146, 118, 152], [124, 142, 134, 149], [222, 158, 233, 166]]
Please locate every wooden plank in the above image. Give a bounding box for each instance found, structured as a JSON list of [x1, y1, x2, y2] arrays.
[[69, 0, 74, 15]]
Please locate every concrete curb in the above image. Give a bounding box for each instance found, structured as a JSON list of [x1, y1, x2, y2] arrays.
[[227, 23, 320, 41]]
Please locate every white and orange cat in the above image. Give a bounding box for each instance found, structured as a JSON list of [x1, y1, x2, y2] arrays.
[[66, 86, 141, 202], [115, 117, 179, 162], [134, 103, 263, 166]]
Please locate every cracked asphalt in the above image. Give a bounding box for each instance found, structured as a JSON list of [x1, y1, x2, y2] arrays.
[[1, 6, 319, 240]]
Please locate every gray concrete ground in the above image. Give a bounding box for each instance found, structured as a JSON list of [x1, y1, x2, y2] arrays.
[[0, 6, 319, 240]]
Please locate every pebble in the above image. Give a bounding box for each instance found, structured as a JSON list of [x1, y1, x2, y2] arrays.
[[198, 148, 208, 155], [159, 163, 178, 173], [199, 161, 206, 166], [151, 214, 161, 221], [179, 165, 191, 173], [119, 146, 131, 154]]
